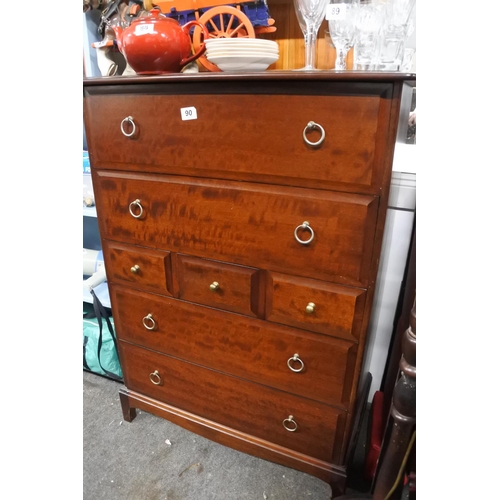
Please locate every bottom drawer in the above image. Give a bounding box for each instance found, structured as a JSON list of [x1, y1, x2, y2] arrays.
[[120, 342, 346, 462]]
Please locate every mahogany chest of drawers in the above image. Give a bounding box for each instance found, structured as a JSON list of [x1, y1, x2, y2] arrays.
[[83, 72, 412, 497]]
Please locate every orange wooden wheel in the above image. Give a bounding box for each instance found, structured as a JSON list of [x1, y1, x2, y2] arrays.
[[192, 6, 256, 72]]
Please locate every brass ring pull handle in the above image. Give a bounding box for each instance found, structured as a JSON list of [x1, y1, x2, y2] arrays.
[[120, 116, 137, 137], [130, 264, 140, 274], [129, 199, 144, 219], [303, 121, 325, 147], [209, 281, 220, 292], [142, 313, 156, 331], [294, 221, 315, 245], [149, 370, 161, 385], [305, 302, 316, 314], [287, 353, 305, 373], [282, 415, 298, 432]]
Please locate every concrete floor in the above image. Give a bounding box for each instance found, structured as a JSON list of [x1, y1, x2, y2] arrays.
[[83, 370, 372, 500]]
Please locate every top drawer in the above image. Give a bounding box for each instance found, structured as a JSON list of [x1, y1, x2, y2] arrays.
[[83, 84, 394, 194]]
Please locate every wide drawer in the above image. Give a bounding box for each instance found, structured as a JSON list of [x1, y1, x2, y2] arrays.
[[84, 86, 393, 194], [111, 285, 357, 408], [119, 341, 346, 462], [102, 241, 173, 294], [176, 254, 260, 318], [266, 272, 367, 342], [93, 172, 379, 286]]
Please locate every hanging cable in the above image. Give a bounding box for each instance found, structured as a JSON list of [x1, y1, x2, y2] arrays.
[[383, 430, 416, 500]]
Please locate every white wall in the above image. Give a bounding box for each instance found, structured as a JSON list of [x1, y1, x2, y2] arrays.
[[362, 169, 416, 402]]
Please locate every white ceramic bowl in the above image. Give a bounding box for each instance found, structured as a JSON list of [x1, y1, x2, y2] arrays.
[[206, 53, 279, 72]]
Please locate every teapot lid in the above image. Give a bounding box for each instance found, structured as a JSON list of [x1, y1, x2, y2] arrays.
[[148, 8, 163, 20], [130, 7, 171, 26]]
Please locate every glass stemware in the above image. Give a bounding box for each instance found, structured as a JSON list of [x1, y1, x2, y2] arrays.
[[293, 0, 308, 65], [377, 0, 416, 70], [293, 0, 330, 70], [327, 0, 360, 70], [323, 29, 336, 68], [353, 1, 383, 70], [294, 0, 307, 37]]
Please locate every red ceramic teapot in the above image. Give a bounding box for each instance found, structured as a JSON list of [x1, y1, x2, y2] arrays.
[[112, 9, 209, 74]]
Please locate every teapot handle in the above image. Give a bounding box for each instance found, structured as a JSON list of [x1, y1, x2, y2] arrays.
[[180, 21, 210, 68]]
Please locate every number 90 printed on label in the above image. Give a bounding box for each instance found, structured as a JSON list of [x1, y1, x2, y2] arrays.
[[180, 107, 198, 121]]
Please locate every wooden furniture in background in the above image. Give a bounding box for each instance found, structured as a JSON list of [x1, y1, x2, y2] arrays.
[[83, 71, 413, 498], [372, 298, 416, 500]]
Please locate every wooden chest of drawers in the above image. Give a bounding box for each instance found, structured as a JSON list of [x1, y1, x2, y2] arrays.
[[83, 72, 413, 497]]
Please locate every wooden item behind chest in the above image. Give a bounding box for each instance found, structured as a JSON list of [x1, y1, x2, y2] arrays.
[[83, 72, 412, 497]]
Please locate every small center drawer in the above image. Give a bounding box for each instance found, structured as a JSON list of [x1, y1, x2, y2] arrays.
[[176, 254, 260, 317], [119, 342, 346, 463], [266, 272, 367, 342]]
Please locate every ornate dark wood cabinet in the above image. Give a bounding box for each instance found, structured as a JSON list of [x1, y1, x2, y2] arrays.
[[83, 71, 414, 497]]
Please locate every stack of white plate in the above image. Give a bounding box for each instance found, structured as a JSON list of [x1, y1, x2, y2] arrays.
[[205, 38, 279, 72]]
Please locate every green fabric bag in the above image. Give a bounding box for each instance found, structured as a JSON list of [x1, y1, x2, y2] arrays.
[[83, 291, 122, 381]]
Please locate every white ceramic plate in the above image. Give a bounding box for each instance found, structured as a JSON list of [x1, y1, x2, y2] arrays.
[[206, 54, 279, 64], [205, 39, 279, 50], [205, 45, 279, 53], [205, 44, 278, 50], [205, 37, 278, 44], [212, 61, 274, 72], [206, 54, 279, 72], [206, 49, 279, 58]]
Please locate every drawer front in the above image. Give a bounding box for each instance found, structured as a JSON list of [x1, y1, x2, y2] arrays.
[[176, 254, 259, 318], [266, 272, 367, 342], [102, 241, 172, 295], [94, 172, 379, 286], [111, 285, 357, 407], [120, 341, 345, 461], [84, 88, 391, 194]]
